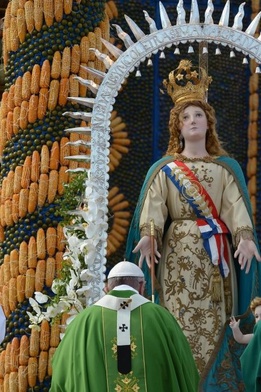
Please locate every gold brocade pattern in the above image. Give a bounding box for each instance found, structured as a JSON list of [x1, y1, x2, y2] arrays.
[[114, 372, 140, 392], [140, 159, 254, 374], [162, 223, 225, 373], [111, 336, 138, 359]]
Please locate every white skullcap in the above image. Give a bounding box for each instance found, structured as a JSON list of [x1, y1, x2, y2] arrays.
[[108, 261, 144, 279]]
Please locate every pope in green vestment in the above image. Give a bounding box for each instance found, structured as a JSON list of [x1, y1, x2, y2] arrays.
[[50, 263, 199, 392]]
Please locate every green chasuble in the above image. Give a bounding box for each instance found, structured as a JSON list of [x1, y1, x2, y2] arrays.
[[240, 321, 261, 392], [50, 288, 199, 392]]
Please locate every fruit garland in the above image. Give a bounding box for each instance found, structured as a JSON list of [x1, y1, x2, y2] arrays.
[[0, 0, 131, 390]]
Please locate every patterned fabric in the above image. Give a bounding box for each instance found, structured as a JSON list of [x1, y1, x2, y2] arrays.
[[50, 288, 199, 392], [162, 161, 230, 277], [126, 154, 261, 388]]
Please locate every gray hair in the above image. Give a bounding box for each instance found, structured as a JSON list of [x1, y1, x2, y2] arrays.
[[107, 276, 144, 291]]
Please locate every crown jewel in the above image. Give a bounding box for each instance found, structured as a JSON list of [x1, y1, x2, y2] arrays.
[[163, 60, 212, 105]]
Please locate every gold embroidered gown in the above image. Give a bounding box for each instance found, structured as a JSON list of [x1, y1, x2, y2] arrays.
[[139, 156, 254, 373]]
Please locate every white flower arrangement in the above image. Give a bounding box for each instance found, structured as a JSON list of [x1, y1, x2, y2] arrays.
[[27, 172, 108, 333]]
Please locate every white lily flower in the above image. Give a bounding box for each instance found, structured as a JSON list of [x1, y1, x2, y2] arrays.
[[35, 292, 49, 304], [76, 285, 92, 296], [29, 298, 42, 314], [84, 251, 97, 266], [80, 269, 96, 280]]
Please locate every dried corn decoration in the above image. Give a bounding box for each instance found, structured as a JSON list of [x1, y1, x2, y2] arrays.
[[0, 0, 129, 390], [247, 0, 260, 225]]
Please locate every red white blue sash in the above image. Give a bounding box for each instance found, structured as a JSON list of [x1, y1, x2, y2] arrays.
[[162, 160, 230, 277]]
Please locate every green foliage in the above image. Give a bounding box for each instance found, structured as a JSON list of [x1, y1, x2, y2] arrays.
[[56, 171, 88, 226]]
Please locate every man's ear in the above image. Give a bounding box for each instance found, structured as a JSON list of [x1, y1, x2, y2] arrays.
[[139, 280, 145, 295]]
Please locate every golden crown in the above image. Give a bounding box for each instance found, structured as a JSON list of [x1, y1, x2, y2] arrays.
[[163, 60, 212, 105]]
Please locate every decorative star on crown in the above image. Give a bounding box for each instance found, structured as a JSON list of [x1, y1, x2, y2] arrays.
[[163, 60, 212, 105]]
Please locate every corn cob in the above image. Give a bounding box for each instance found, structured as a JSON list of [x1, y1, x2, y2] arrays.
[[4, 199, 13, 226], [49, 142, 59, 171], [48, 347, 56, 375], [35, 259, 45, 291], [17, 8, 27, 43], [57, 166, 69, 195], [34, 0, 43, 31], [38, 173, 48, 207], [3, 373, 9, 392], [59, 137, 70, 165], [46, 227, 56, 256], [50, 319, 60, 347], [4, 343, 11, 374], [47, 169, 58, 203], [19, 336, 29, 366], [31, 150, 40, 182], [28, 236, 37, 268], [13, 106, 21, 135], [10, 249, 19, 278], [14, 76, 22, 107], [64, 0, 73, 14], [38, 350, 48, 382], [40, 59, 51, 88], [18, 188, 29, 218], [56, 225, 65, 251], [10, 337, 20, 371], [58, 77, 69, 106], [43, 0, 54, 27], [21, 155, 31, 188], [18, 365, 28, 392], [40, 320, 50, 351], [48, 80, 59, 110], [40, 145, 50, 173], [17, 275, 26, 302], [20, 101, 29, 129], [80, 36, 89, 63], [10, 16, 19, 52], [27, 357, 38, 387], [0, 351, 5, 379], [7, 84, 15, 111], [11, 0, 20, 16], [69, 74, 79, 97], [31, 64, 41, 95], [24, 0, 35, 33], [71, 44, 81, 74], [6, 170, 15, 199], [0, 204, 6, 227], [1, 91, 9, 118], [19, 241, 28, 275], [45, 257, 55, 287], [51, 51, 61, 79], [36, 228, 46, 259], [61, 47, 71, 79], [12, 192, 19, 223], [25, 268, 35, 298], [78, 62, 87, 96], [2, 284, 10, 316], [54, 0, 63, 22], [6, 111, 13, 140], [28, 182, 38, 213], [28, 94, 39, 123], [29, 328, 40, 357], [38, 87, 49, 120], [13, 166, 23, 194], [22, 71, 32, 101], [9, 277, 17, 311]]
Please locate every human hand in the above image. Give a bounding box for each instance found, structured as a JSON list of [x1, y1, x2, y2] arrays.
[[229, 316, 240, 329], [234, 238, 261, 274], [132, 235, 161, 269]]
